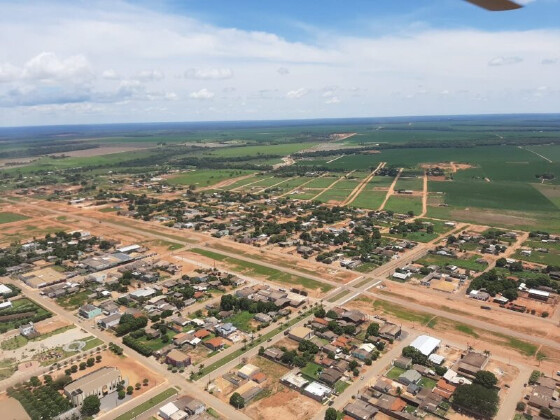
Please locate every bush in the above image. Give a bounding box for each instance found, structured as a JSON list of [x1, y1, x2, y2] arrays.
[[516, 402, 526, 411], [126, 385, 133, 395], [230, 392, 245, 408], [118, 389, 125, 399], [81, 395, 100, 416]]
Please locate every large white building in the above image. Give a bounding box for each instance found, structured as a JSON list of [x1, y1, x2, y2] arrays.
[[64, 367, 123, 405], [410, 335, 441, 356]]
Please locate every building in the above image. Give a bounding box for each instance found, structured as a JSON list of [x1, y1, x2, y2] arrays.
[[288, 326, 313, 342], [319, 368, 343, 386], [166, 349, 191, 368], [79, 304, 102, 319], [204, 337, 226, 351], [238, 364, 260, 380], [64, 367, 122, 406], [410, 335, 441, 356], [97, 313, 122, 329], [397, 370, 422, 386], [379, 323, 402, 340], [394, 356, 412, 370], [528, 289, 550, 302], [344, 400, 379, 420], [215, 322, 237, 337], [303, 381, 332, 402], [158, 402, 187, 420], [19, 322, 39, 338], [455, 351, 489, 377], [19, 267, 66, 289], [281, 371, 309, 390], [175, 396, 206, 416], [0, 284, 12, 295]]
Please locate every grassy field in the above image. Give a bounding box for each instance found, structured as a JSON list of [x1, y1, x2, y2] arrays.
[[166, 169, 255, 187], [514, 240, 560, 266], [327, 290, 351, 302], [384, 195, 423, 215], [190, 248, 333, 292], [0, 212, 30, 224], [226, 311, 254, 332], [201, 142, 314, 158], [349, 190, 387, 209], [417, 253, 487, 271], [395, 177, 423, 191], [301, 362, 322, 380], [56, 290, 91, 310]]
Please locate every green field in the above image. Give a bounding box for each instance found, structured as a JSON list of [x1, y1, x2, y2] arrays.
[[0, 212, 30, 224], [0, 298, 51, 332], [226, 311, 255, 332], [417, 253, 486, 271], [166, 169, 255, 187], [190, 248, 333, 292], [384, 195, 423, 215], [395, 177, 423, 191], [201, 142, 315, 158], [514, 240, 560, 266]]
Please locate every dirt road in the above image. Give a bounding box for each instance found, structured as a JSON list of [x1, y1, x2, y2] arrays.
[[310, 170, 355, 201], [378, 168, 402, 210], [342, 162, 385, 206]]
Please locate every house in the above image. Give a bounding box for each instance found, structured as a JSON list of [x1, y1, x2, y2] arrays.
[[410, 335, 440, 356], [379, 323, 401, 340], [99, 300, 120, 315], [205, 337, 226, 351], [469, 290, 490, 301], [281, 371, 309, 390], [194, 329, 211, 339], [455, 351, 489, 377], [263, 347, 284, 361], [79, 304, 102, 319], [394, 356, 412, 370], [170, 316, 190, 327], [341, 310, 366, 324], [158, 402, 186, 420], [254, 313, 272, 323], [433, 379, 456, 399], [173, 333, 193, 347], [397, 370, 422, 386], [288, 326, 313, 342], [166, 349, 191, 367], [344, 400, 379, 420], [175, 396, 206, 416], [215, 322, 237, 337], [19, 322, 39, 338], [319, 368, 343, 386], [97, 313, 122, 329], [64, 367, 122, 406], [303, 381, 333, 402], [238, 364, 260, 380]]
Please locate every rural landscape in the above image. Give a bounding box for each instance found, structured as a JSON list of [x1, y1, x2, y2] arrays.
[[0, 115, 559, 420]]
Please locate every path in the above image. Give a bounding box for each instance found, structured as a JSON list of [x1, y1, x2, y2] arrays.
[[255, 176, 296, 194], [419, 170, 428, 217], [520, 146, 553, 163], [342, 162, 385, 206], [378, 168, 402, 210], [309, 170, 355, 201], [200, 173, 256, 192], [277, 174, 325, 198], [230, 176, 273, 192]]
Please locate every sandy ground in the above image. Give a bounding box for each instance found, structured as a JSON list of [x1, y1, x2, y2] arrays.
[[34, 317, 72, 335], [0, 394, 30, 420], [49, 146, 152, 158], [52, 350, 163, 392], [243, 388, 322, 420]]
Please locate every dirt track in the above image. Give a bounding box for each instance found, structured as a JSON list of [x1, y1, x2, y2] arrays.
[[378, 168, 402, 210]]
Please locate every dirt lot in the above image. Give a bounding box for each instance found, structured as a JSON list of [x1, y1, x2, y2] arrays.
[[243, 388, 322, 420], [52, 350, 164, 393], [0, 394, 30, 420], [514, 295, 558, 318], [34, 318, 72, 335]]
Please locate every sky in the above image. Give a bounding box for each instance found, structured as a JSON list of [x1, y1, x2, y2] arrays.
[[0, 0, 559, 127]]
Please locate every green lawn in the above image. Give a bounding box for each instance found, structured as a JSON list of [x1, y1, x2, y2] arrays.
[[386, 366, 406, 379], [190, 248, 333, 293], [349, 190, 387, 210], [226, 311, 254, 332], [114, 388, 178, 420], [384, 195, 423, 216], [417, 253, 486, 271], [56, 290, 91, 310], [419, 376, 437, 389], [327, 290, 350, 303], [334, 380, 351, 394], [1, 335, 28, 350], [0, 212, 30, 224], [301, 362, 322, 380]]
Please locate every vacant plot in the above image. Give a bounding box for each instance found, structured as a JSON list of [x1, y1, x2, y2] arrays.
[[417, 253, 486, 271], [395, 177, 423, 191], [384, 195, 423, 215], [349, 190, 387, 210], [167, 169, 254, 187], [0, 212, 30, 224], [189, 248, 333, 293], [514, 240, 560, 266]]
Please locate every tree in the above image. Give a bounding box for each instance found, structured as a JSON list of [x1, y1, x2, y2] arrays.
[[126, 385, 133, 395], [516, 402, 526, 412], [79, 362, 87, 370], [474, 370, 498, 389], [96, 355, 102, 363], [540, 407, 553, 419], [135, 382, 141, 390], [86, 357, 95, 367], [452, 384, 499, 418], [314, 307, 326, 318], [230, 392, 245, 409], [325, 408, 338, 420], [81, 395, 100, 416], [258, 346, 265, 356], [118, 389, 126, 399], [366, 322, 379, 338], [43, 375, 52, 385], [143, 378, 149, 386], [29, 376, 41, 387]]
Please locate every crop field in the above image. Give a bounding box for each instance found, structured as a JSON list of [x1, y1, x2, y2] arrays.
[[0, 212, 30, 224], [431, 180, 557, 212], [305, 176, 341, 188], [166, 169, 254, 187], [200, 142, 315, 158], [350, 190, 387, 209], [384, 195, 423, 215], [395, 177, 423, 191]]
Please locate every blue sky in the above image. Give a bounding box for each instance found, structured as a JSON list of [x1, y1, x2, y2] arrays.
[[0, 0, 559, 126]]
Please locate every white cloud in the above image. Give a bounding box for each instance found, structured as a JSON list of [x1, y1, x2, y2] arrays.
[[184, 68, 233, 80], [277, 67, 290, 75], [101, 69, 119, 80], [22, 52, 92, 82], [286, 88, 309, 99], [137, 69, 164, 81], [488, 56, 523, 66], [325, 96, 340, 104], [189, 88, 215, 99], [541, 58, 558, 65]]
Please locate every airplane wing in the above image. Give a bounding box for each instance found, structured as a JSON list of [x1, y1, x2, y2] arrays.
[[465, 0, 523, 11]]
